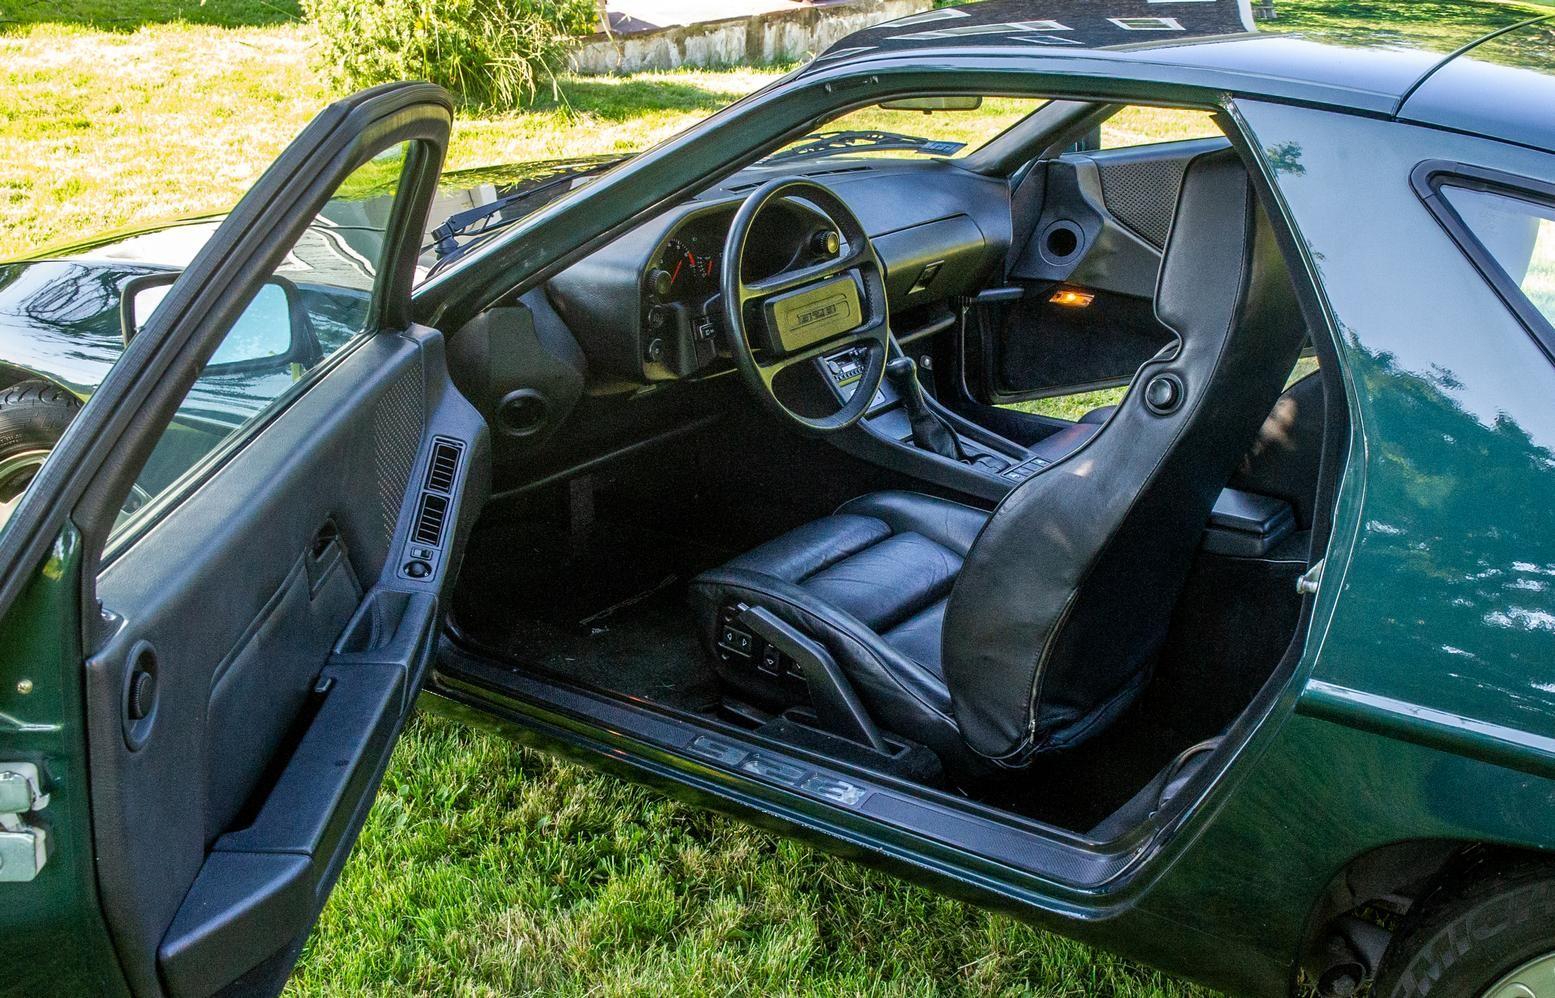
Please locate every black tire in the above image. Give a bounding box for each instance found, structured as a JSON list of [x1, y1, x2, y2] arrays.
[[1375, 857, 1555, 998], [0, 380, 80, 509]]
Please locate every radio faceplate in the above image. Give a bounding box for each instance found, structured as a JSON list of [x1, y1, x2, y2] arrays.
[[761, 273, 863, 355]]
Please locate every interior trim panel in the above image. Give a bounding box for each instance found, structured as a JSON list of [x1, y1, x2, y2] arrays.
[[85, 325, 488, 997]]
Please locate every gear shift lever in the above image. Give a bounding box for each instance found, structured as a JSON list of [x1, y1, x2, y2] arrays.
[[885, 356, 963, 460]]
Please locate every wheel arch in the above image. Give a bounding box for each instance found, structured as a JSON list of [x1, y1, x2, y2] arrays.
[[1298, 840, 1555, 992], [0, 362, 80, 400]]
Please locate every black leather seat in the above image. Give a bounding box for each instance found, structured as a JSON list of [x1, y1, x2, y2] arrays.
[[692, 491, 990, 771], [693, 149, 1306, 781]]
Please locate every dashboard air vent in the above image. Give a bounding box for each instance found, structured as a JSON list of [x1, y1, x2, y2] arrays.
[[413, 493, 450, 547], [802, 165, 872, 178], [425, 438, 462, 494]]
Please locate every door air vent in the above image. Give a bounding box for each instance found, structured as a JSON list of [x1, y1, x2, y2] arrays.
[[413, 493, 450, 547], [424, 438, 462, 494]]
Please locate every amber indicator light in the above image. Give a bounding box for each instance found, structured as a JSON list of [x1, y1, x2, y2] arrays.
[[1049, 288, 1095, 308]]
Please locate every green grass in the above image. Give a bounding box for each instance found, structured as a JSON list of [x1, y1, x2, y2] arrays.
[[0, 18, 774, 258], [289, 711, 1206, 995], [0, 0, 303, 31], [1268, 0, 1555, 49]]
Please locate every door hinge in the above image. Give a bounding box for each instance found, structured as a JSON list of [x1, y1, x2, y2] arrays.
[[1296, 558, 1325, 596], [0, 763, 50, 883]]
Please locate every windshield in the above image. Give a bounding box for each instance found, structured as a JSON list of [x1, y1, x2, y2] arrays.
[[415, 159, 622, 280], [761, 96, 1049, 164]]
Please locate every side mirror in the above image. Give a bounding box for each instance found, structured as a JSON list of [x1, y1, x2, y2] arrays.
[[877, 96, 983, 113], [121, 273, 319, 374]]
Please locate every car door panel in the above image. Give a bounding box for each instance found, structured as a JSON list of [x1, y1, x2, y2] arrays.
[[970, 137, 1228, 403], [0, 85, 478, 997], [84, 326, 486, 996]]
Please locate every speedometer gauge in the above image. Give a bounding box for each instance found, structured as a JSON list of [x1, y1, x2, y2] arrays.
[[660, 238, 719, 299]]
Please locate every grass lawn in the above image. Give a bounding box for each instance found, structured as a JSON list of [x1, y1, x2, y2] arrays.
[[0, 1, 1542, 993]]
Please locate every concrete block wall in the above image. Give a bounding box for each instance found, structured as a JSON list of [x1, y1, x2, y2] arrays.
[[569, 0, 933, 74]]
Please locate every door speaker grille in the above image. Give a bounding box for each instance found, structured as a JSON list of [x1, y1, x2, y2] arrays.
[[372, 358, 425, 542]]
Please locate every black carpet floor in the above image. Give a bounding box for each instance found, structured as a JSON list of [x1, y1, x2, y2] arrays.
[[451, 517, 726, 714]]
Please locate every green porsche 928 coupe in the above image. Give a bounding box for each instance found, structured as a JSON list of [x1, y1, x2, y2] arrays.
[[4, 3, 1555, 996]]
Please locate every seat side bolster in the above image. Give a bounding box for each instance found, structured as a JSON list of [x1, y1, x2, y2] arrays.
[[692, 567, 955, 723]]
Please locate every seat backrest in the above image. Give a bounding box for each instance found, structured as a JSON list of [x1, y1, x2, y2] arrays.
[[942, 148, 1307, 764]]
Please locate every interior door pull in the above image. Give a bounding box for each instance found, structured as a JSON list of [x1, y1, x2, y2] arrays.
[[305, 521, 345, 596], [970, 286, 1025, 305]]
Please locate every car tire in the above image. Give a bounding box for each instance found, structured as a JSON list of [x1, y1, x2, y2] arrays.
[[1375, 857, 1555, 998], [0, 380, 80, 522]]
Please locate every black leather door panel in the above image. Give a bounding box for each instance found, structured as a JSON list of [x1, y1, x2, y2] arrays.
[[204, 534, 362, 842], [990, 290, 1172, 400], [84, 327, 488, 997]]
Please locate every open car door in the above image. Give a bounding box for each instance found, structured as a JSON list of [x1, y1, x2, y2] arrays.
[[0, 84, 488, 996]]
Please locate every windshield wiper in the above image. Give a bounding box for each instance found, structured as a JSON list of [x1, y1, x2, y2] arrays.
[[762, 130, 966, 165], [424, 158, 625, 269]]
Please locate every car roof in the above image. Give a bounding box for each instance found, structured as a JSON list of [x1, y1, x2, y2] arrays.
[[803, 1, 1555, 147], [1399, 18, 1555, 154]]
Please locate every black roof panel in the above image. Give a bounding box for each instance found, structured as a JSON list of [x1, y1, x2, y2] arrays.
[[1400, 18, 1555, 153], [803, 0, 1554, 117]]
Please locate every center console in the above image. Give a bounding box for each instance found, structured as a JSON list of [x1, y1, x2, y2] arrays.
[[821, 343, 1025, 484]]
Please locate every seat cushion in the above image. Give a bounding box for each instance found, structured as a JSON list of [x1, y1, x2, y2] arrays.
[[691, 490, 990, 779]]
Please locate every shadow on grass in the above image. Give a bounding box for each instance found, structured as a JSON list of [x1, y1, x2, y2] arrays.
[[533, 78, 755, 122], [0, 0, 301, 32]]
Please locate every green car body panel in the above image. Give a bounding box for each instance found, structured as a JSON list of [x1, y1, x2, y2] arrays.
[[0, 526, 128, 997], [5, 6, 1555, 996]]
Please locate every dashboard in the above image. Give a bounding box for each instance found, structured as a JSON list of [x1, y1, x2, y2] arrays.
[[544, 159, 1015, 387]]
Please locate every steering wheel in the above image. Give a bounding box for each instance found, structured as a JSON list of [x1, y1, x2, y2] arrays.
[[720, 178, 890, 433]]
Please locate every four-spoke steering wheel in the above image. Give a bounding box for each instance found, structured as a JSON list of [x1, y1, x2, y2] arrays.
[[720, 178, 890, 434]]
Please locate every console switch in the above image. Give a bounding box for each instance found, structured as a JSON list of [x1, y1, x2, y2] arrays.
[[1002, 456, 1050, 483]]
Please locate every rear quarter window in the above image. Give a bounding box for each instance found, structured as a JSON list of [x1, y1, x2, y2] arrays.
[[1416, 162, 1555, 359]]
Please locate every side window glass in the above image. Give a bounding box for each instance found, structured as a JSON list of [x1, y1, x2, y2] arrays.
[[1099, 106, 1222, 149], [1439, 184, 1555, 330], [109, 141, 414, 540]]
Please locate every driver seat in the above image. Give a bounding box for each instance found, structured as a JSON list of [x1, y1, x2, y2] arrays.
[[691, 149, 1306, 780]]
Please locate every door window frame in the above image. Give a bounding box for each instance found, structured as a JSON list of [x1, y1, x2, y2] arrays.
[[100, 145, 421, 561], [0, 86, 451, 621], [87, 112, 450, 566]]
